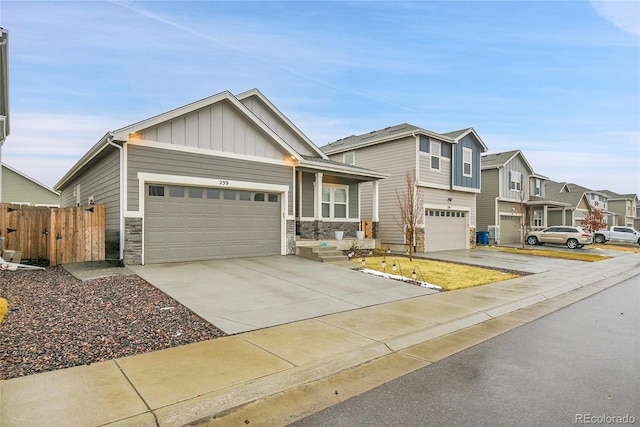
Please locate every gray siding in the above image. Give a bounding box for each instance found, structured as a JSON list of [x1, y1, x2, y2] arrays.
[[418, 154, 450, 187], [300, 172, 315, 217], [240, 96, 318, 157], [477, 168, 499, 231], [58, 146, 121, 244], [299, 172, 359, 219], [137, 100, 288, 161], [2, 167, 59, 206], [452, 133, 481, 190], [329, 136, 415, 244], [127, 145, 293, 214]]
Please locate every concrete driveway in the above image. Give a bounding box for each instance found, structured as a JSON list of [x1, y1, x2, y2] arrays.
[[129, 256, 436, 334]]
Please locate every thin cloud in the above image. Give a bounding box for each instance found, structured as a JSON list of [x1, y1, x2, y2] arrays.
[[590, 0, 640, 36]]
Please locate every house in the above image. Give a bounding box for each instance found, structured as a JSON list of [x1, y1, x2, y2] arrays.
[[1, 163, 59, 206], [320, 123, 488, 252], [597, 190, 638, 227], [477, 150, 561, 244], [54, 89, 387, 265]]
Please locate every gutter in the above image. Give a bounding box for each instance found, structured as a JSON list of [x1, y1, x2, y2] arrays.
[[108, 136, 125, 266]]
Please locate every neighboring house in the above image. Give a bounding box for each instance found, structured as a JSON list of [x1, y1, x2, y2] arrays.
[[477, 150, 561, 244], [54, 89, 387, 265], [1, 163, 59, 206], [321, 123, 488, 252], [598, 190, 638, 227], [543, 182, 620, 228], [635, 200, 640, 230]]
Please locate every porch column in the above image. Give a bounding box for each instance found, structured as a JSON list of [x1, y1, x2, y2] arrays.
[[543, 205, 548, 227], [314, 172, 323, 220], [372, 180, 379, 222]]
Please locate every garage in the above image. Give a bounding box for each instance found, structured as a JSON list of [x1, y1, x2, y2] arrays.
[[144, 184, 282, 263], [424, 209, 468, 251], [499, 214, 521, 244]]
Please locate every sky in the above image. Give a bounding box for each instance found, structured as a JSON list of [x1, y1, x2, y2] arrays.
[[0, 0, 639, 196]]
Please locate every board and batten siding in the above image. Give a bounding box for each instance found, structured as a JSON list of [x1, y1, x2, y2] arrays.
[[136, 100, 287, 161], [1, 167, 59, 206], [452, 134, 481, 190], [501, 155, 530, 200], [240, 96, 318, 157], [126, 145, 293, 214], [59, 146, 121, 244], [329, 135, 416, 244], [477, 168, 499, 232]]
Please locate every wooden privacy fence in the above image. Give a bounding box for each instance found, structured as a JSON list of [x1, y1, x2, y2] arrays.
[[0, 203, 105, 266]]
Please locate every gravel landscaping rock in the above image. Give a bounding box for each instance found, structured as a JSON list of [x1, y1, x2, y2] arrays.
[[0, 266, 225, 380]]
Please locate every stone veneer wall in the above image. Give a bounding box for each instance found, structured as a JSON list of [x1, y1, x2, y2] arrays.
[[469, 227, 477, 249], [416, 228, 425, 253], [286, 220, 296, 254], [124, 217, 142, 265], [298, 220, 360, 240]]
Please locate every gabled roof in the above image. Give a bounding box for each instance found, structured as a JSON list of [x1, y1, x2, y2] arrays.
[[544, 180, 592, 209], [235, 88, 328, 159], [299, 155, 389, 180], [481, 149, 534, 174], [597, 190, 638, 201], [321, 123, 468, 155], [442, 127, 489, 152], [2, 162, 60, 195]]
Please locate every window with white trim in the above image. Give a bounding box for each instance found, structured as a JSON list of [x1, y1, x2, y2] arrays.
[[509, 171, 522, 191], [430, 141, 441, 170], [534, 178, 541, 196], [322, 185, 348, 219], [533, 210, 542, 227], [343, 151, 355, 165], [462, 147, 472, 177]]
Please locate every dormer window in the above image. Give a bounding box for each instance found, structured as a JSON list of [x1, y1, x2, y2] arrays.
[[430, 141, 441, 171]]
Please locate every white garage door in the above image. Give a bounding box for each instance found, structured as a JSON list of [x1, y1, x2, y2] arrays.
[[499, 215, 521, 244], [145, 185, 281, 263], [424, 209, 467, 251]]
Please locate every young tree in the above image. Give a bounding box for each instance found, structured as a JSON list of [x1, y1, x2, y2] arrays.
[[514, 187, 532, 249], [581, 207, 607, 233], [395, 170, 424, 261]]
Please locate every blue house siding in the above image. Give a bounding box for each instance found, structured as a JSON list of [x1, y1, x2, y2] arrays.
[[453, 134, 481, 190]]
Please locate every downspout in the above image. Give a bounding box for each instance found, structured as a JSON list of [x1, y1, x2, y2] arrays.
[[108, 136, 125, 266]]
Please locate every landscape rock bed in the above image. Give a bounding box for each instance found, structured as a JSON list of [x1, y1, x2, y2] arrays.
[[0, 266, 225, 380]]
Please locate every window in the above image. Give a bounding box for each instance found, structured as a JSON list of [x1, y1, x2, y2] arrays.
[[188, 188, 202, 199], [462, 148, 472, 177], [149, 185, 164, 197], [254, 193, 265, 202], [430, 141, 441, 170], [533, 210, 542, 227], [509, 171, 522, 191], [223, 190, 236, 200], [268, 193, 279, 203], [322, 185, 348, 219], [239, 191, 251, 201], [169, 187, 184, 197], [419, 138, 428, 153], [534, 178, 541, 196], [343, 152, 355, 165], [206, 189, 219, 199]]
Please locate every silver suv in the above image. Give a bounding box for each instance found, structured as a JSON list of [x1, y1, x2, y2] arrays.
[[525, 226, 593, 249]]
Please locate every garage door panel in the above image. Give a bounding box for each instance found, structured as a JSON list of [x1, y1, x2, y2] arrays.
[[424, 210, 467, 251], [145, 185, 282, 263]]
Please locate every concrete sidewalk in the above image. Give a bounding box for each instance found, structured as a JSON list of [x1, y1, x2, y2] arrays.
[[1, 253, 639, 427]]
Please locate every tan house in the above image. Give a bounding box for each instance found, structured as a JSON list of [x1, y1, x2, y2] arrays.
[[321, 123, 488, 252], [598, 190, 638, 227], [1, 163, 59, 206]]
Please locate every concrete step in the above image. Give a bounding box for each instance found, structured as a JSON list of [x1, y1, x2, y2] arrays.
[[296, 245, 349, 263]]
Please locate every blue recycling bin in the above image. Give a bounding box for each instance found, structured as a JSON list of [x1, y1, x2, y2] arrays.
[[476, 231, 489, 245]]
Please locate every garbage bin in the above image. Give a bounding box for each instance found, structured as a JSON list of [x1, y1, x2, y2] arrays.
[[476, 231, 489, 245]]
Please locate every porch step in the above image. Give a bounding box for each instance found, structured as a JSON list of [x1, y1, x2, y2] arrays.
[[296, 245, 349, 263]]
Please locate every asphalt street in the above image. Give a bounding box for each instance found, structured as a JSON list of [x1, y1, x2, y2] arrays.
[[291, 276, 640, 427]]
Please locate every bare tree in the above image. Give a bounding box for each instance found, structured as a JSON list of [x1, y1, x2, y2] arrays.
[[581, 206, 607, 233], [395, 170, 424, 261], [513, 186, 531, 249]]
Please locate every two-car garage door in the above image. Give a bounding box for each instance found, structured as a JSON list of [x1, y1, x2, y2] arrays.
[[144, 184, 281, 263]]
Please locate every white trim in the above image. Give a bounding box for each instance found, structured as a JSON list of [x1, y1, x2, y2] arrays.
[[299, 216, 360, 223], [322, 183, 349, 220], [462, 147, 473, 178], [128, 138, 291, 167], [343, 151, 355, 166], [417, 181, 450, 191], [452, 185, 481, 193]]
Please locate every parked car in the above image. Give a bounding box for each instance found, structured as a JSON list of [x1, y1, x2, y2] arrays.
[[593, 226, 640, 245], [525, 226, 593, 249]]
